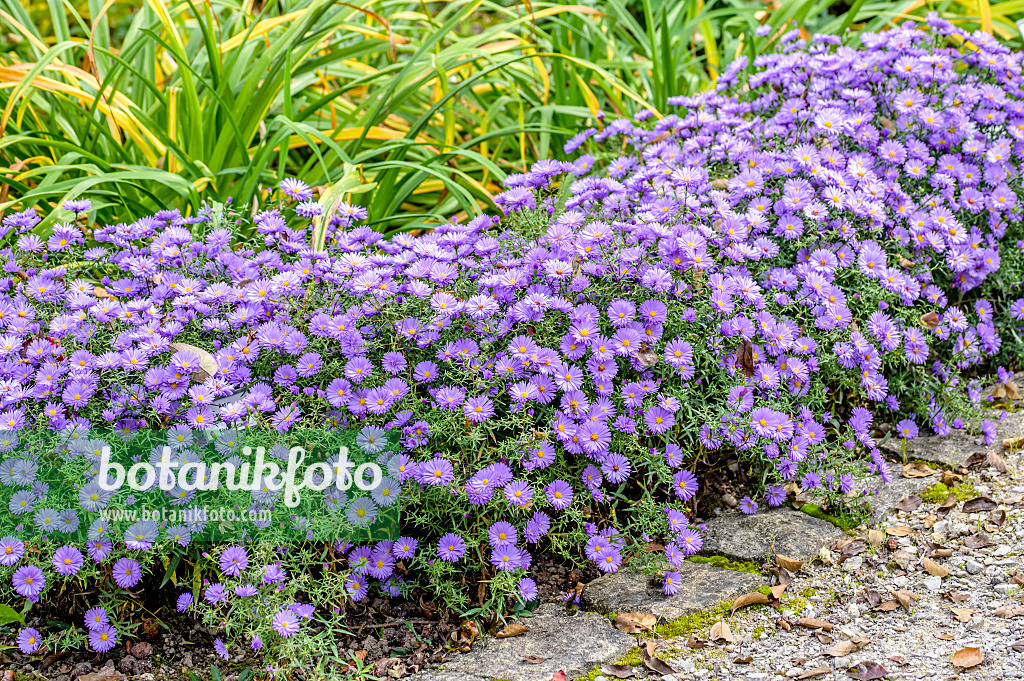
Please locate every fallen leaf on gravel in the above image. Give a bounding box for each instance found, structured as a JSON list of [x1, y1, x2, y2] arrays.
[[895, 495, 922, 512], [964, 533, 991, 548], [1010, 572, 1024, 586], [868, 529, 885, 547], [987, 451, 1009, 473], [990, 509, 1007, 526], [496, 622, 529, 638], [937, 633, 955, 641], [686, 634, 706, 649], [952, 647, 984, 669], [846, 661, 888, 680], [923, 557, 950, 577], [796, 617, 833, 631], [886, 526, 913, 537], [840, 539, 867, 557], [874, 600, 900, 612], [949, 607, 975, 623], [902, 462, 937, 478], [1002, 434, 1024, 449], [710, 620, 736, 643], [732, 591, 769, 614], [521, 656, 549, 664], [601, 663, 636, 678], [777, 619, 792, 631], [769, 583, 789, 603], [1010, 640, 1024, 653], [612, 612, 656, 634], [895, 590, 919, 612], [816, 632, 834, 644], [641, 640, 678, 675], [963, 497, 998, 513], [922, 514, 940, 529], [734, 655, 754, 664], [942, 591, 970, 604], [775, 553, 805, 572], [965, 451, 989, 467], [932, 548, 953, 558], [992, 605, 1024, 618], [891, 550, 914, 570], [797, 665, 831, 679], [824, 640, 857, 657]]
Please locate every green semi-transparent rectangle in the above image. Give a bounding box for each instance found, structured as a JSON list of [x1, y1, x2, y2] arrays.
[[0, 428, 400, 544]]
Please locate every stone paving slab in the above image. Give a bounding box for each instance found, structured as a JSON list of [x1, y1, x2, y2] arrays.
[[582, 560, 762, 620], [412, 603, 634, 681], [879, 409, 1024, 470], [699, 506, 846, 564]]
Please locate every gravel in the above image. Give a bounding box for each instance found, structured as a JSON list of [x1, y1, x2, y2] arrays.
[[649, 445, 1024, 681]]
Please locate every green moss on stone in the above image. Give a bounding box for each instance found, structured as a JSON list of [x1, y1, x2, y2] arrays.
[[796, 503, 862, 532], [686, 555, 762, 573], [920, 480, 976, 504]]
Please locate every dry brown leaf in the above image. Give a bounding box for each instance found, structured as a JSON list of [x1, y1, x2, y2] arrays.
[[769, 584, 789, 601], [520, 655, 549, 664], [776, 619, 792, 631], [775, 553, 805, 572], [901, 462, 938, 478], [815, 632, 834, 644], [612, 612, 656, 634], [1003, 435, 1024, 449], [886, 526, 913, 537], [732, 591, 769, 614], [963, 497, 998, 513], [824, 640, 857, 657], [964, 533, 991, 549], [922, 557, 950, 578], [641, 639, 678, 676], [987, 451, 1009, 474], [709, 620, 736, 643], [734, 655, 754, 664], [937, 633, 955, 641], [992, 605, 1024, 618], [895, 495, 923, 512], [949, 607, 975, 623], [952, 647, 984, 669], [686, 633, 706, 650], [895, 590, 918, 612], [867, 529, 885, 548], [796, 617, 834, 631], [636, 344, 658, 367], [495, 622, 529, 638], [600, 663, 636, 679], [874, 600, 900, 612], [797, 665, 832, 679], [920, 311, 940, 330]]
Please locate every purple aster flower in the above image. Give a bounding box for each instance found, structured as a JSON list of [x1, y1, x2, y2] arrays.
[[272, 609, 301, 638], [518, 577, 538, 602], [678, 528, 703, 555], [85, 607, 109, 630], [214, 638, 229, 660], [663, 571, 681, 595], [220, 546, 249, 577], [88, 624, 117, 653], [766, 485, 786, 507], [12, 564, 45, 599], [672, 470, 698, 501], [111, 557, 141, 589], [52, 545, 83, 576], [437, 533, 466, 562], [545, 480, 574, 510], [738, 497, 758, 515], [18, 627, 41, 654]]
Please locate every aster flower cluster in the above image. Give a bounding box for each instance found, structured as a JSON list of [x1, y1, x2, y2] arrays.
[[1, 16, 1022, 662]]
